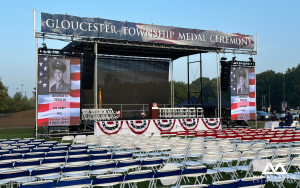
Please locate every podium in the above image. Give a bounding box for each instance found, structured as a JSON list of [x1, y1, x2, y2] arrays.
[[149, 102, 159, 119]]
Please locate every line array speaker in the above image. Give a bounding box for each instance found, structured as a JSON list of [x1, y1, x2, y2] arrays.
[[81, 52, 95, 89], [220, 57, 231, 91]]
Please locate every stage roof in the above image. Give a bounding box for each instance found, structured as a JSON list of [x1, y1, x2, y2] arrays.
[[61, 40, 215, 60]]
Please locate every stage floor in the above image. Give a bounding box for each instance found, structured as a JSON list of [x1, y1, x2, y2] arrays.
[[94, 118, 222, 136]]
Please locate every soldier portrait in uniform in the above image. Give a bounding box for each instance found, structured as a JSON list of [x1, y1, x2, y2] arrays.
[[237, 68, 249, 95], [49, 59, 70, 93]]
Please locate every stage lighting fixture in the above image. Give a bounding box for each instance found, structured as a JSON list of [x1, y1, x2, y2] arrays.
[[221, 57, 227, 61], [42, 42, 47, 50], [249, 57, 253, 62]]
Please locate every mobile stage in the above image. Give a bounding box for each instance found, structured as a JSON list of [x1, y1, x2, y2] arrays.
[[34, 11, 257, 137]]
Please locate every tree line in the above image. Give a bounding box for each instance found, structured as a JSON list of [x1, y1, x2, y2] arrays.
[[0, 78, 35, 114], [169, 63, 300, 113], [0, 63, 299, 114]]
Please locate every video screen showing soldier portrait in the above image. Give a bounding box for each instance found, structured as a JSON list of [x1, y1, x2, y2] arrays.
[[37, 56, 81, 126], [49, 59, 70, 93], [231, 67, 256, 120]]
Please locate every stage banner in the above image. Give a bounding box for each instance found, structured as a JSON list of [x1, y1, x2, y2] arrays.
[[37, 56, 81, 126], [230, 67, 256, 120], [178, 119, 200, 131], [97, 121, 123, 135], [41, 13, 254, 50], [126, 120, 151, 134]]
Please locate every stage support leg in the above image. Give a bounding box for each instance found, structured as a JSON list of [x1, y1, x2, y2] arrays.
[[94, 43, 98, 109], [187, 56, 190, 107], [172, 60, 174, 108], [200, 53, 203, 108], [219, 53, 222, 120], [216, 53, 219, 118], [35, 36, 38, 139], [254, 54, 257, 129]]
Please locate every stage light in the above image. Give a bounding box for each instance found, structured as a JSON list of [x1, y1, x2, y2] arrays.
[[42, 42, 47, 50], [249, 57, 253, 62], [221, 57, 227, 61]]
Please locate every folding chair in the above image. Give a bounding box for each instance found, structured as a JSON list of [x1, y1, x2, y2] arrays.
[[209, 180, 238, 187], [251, 143, 266, 151], [90, 161, 116, 176], [66, 155, 89, 165], [236, 144, 251, 152], [61, 136, 74, 144], [0, 150, 10, 155], [152, 168, 181, 188], [0, 161, 12, 173], [237, 151, 258, 178], [204, 141, 218, 148], [112, 152, 133, 161], [176, 166, 207, 186], [205, 146, 221, 154], [68, 149, 87, 156], [238, 177, 266, 188], [23, 152, 45, 160], [184, 148, 205, 166], [218, 152, 241, 180], [1, 146, 17, 152], [200, 153, 222, 182], [0, 169, 30, 188], [39, 144, 54, 149], [71, 145, 88, 150], [272, 148, 291, 160], [61, 164, 90, 177], [57, 176, 91, 188], [41, 157, 66, 167], [19, 180, 55, 188], [89, 148, 107, 155], [92, 174, 124, 187], [140, 158, 163, 171], [114, 159, 140, 174], [11, 148, 30, 154], [165, 149, 187, 168], [32, 147, 50, 153], [46, 151, 67, 158], [14, 159, 41, 171], [0, 153, 22, 162], [266, 175, 285, 188], [291, 147, 300, 158], [31, 166, 61, 181], [122, 170, 153, 188]]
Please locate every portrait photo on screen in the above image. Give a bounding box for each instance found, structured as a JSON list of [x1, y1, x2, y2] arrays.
[[236, 68, 249, 95], [49, 58, 71, 93]]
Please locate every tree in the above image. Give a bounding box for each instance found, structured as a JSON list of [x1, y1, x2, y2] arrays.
[[0, 78, 9, 111]]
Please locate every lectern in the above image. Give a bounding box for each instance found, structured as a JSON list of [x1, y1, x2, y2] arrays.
[[149, 102, 159, 119]]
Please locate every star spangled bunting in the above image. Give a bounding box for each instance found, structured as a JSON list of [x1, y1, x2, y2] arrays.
[[38, 56, 49, 94]]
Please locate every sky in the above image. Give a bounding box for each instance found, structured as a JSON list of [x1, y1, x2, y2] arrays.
[[0, 0, 300, 97]]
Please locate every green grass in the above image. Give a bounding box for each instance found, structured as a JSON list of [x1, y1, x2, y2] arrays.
[[0, 125, 297, 188]]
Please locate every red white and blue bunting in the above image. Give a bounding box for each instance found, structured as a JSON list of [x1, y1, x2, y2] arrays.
[[178, 119, 200, 131], [126, 120, 150, 134], [153, 119, 176, 131], [95, 118, 222, 135], [201, 118, 221, 130], [97, 121, 123, 135]]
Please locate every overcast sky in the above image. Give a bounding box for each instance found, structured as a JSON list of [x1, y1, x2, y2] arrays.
[[1, 0, 299, 97]]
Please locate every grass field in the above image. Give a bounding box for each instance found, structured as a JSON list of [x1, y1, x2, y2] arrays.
[[0, 123, 297, 188]]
